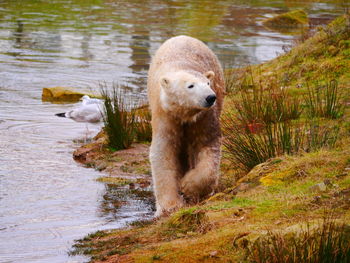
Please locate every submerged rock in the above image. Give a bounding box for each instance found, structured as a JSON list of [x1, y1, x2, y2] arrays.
[[263, 9, 308, 34], [42, 87, 100, 103]]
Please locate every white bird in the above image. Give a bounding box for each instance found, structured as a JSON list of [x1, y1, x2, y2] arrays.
[[55, 96, 104, 141], [81, 95, 103, 106], [55, 96, 104, 123]]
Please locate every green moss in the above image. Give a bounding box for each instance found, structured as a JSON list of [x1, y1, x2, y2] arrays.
[[267, 179, 317, 195], [263, 9, 308, 34], [96, 176, 133, 186], [260, 170, 293, 186], [166, 207, 209, 234], [281, 206, 307, 217], [339, 177, 350, 188], [231, 197, 256, 207], [207, 197, 255, 210], [80, 230, 110, 242]]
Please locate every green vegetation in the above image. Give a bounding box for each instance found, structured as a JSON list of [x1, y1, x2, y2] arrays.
[[305, 80, 344, 119], [133, 104, 152, 143], [231, 14, 350, 90], [166, 208, 209, 235], [100, 83, 136, 150], [100, 83, 152, 150], [246, 219, 350, 263], [96, 176, 133, 186], [70, 143, 350, 262], [222, 77, 341, 171], [221, 14, 349, 172], [262, 9, 309, 33]]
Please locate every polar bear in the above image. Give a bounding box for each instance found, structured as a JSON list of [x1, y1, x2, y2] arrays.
[[147, 35, 225, 217]]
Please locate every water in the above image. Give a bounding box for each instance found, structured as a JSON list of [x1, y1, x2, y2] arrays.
[[0, 0, 347, 262]]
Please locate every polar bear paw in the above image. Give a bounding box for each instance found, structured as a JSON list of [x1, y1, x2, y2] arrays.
[[155, 197, 184, 218]]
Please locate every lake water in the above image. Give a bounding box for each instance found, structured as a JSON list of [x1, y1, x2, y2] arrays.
[[0, 1, 347, 262]]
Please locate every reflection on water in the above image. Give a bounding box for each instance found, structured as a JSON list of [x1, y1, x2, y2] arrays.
[[98, 184, 155, 223], [0, 0, 347, 262]]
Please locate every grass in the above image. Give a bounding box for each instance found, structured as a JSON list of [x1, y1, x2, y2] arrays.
[[133, 102, 152, 143], [100, 83, 135, 150], [96, 176, 133, 186], [305, 80, 344, 119], [230, 14, 350, 91], [100, 83, 152, 150], [222, 112, 340, 171], [70, 143, 350, 262], [222, 72, 342, 171], [231, 74, 302, 125], [166, 207, 210, 235], [246, 219, 350, 263]]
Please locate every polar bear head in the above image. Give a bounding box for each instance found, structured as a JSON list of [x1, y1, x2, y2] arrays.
[[159, 70, 216, 113]]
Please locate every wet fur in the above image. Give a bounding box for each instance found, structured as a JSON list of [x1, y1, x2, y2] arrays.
[[147, 35, 225, 216]]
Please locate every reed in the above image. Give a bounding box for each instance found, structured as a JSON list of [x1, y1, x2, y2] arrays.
[[100, 83, 135, 150], [304, 80, 344, 119], [133, 102, 152, 143], [246, 219, 350, 263], [222, 78, 339, 171]]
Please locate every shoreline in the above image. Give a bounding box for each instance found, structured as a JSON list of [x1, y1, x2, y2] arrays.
[[70, 14, 350, 263]]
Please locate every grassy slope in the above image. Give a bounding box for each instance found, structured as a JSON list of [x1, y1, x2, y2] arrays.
[[230, 14, 350, 94], [71, 15, 350, 263], [72, 145, 350, 263]]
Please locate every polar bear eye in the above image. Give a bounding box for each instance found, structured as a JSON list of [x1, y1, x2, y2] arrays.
[[188, 84, 194, 89]]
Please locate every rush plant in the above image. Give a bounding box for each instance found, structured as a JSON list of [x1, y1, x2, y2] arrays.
[[246, 219, 350, 263], [222, 78, 339, 171], [100, 83, 135, 150], [304, 80, 344, 119], [133, 102, 152, 143]]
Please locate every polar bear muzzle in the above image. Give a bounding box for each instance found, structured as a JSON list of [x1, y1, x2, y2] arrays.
[[205, 94, 216, 107]]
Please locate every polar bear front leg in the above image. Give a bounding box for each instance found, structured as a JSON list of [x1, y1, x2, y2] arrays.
[[180, 146, 221, 202], [150, 132, 184, 217]]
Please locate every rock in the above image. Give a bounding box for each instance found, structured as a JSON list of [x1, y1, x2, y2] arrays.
[[73, 143, 100, 163], [309, 182, 327, 192], [95, 161, 108, 171], [209, 251, 218, 257], [42, 87, 100, 103], [263, 9, 309, 34]]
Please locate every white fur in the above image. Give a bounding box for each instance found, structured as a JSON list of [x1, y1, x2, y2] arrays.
[[147, 36, 225, 217], [160, 71, 216, 113]]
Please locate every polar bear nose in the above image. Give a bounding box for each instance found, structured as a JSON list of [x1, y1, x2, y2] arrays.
[[205, 95, 216, 106]]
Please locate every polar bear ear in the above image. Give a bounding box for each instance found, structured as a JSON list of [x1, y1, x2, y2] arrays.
[[160, 77, 170, 88], [204, 71, 215, 81]]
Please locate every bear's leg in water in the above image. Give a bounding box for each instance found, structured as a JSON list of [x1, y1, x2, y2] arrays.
[[150, 124, 184, 216]]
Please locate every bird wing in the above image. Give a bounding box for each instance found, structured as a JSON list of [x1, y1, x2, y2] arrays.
[[66, 104, 103, 123], [82, 97, 103, 106]]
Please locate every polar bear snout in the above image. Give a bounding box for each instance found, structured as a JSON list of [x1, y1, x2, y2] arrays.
[[205, 94, 216, 107]]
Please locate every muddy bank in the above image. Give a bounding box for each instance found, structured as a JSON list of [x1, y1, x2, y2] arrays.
[[73, 131, 152, 189]]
